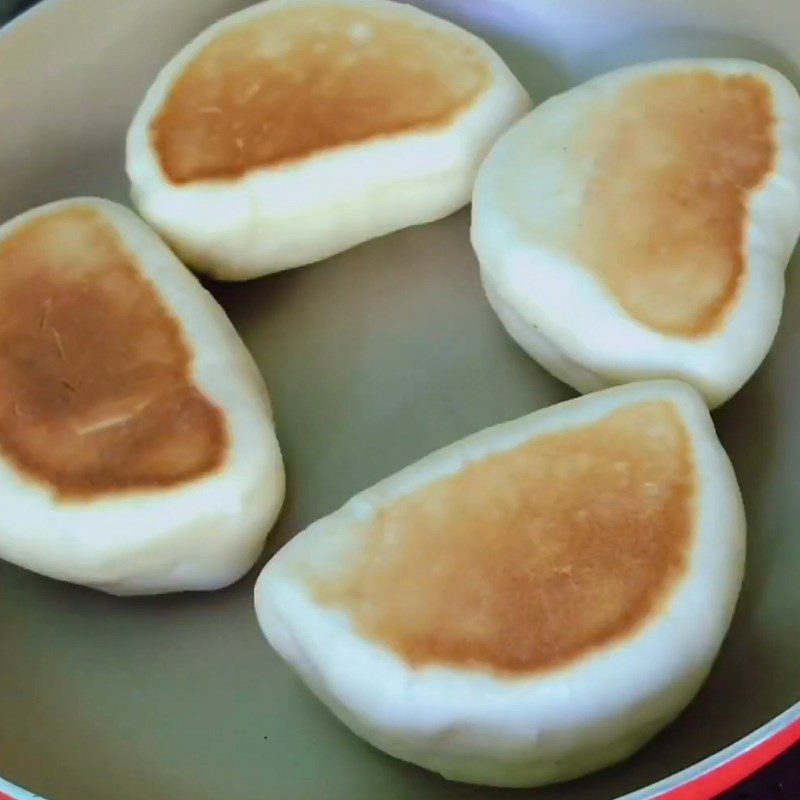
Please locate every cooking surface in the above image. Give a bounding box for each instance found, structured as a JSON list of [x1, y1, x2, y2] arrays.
[[0, 1, 799, 799]]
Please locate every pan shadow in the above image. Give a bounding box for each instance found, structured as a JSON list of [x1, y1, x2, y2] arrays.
[[572, 25, 800, 87]]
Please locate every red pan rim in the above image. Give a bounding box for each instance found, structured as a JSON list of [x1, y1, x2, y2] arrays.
[[0, 704, 798, 800]]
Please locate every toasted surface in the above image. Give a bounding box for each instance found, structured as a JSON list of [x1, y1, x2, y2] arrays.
[[309, 401, 695, 675], [473, 60, 800, 407], [573, 70, 775, 336], [257, 382, 744, 785], [0, 206, 227, 498], [151, 3, 491, 184]]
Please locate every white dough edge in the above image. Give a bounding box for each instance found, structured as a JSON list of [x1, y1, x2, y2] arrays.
[[126, 0, 532, 280], [254, 380, 745, 787], [0, 198, 285, 595], [472, 58, 800, 408]]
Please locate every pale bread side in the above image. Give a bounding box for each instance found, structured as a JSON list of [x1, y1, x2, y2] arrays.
[[0, 198, 284, 595], [255, 380, 744, 786], [472, 59, 800, 407], [127, 0, 531, 279]]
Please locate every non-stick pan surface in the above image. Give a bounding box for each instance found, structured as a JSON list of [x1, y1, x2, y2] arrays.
[[0, 2, 799, 798]]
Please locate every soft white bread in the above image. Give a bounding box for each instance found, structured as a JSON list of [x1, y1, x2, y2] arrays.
[[126, 0, 531, 280], [0, 198, 284, 595], [255, 380, 744, 786], [472, 59, 800, 407]]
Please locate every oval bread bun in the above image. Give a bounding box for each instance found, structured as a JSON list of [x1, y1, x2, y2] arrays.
[[255, 380, 744, 786], [126, 0, 531, 280], [472, 59, 800, 407], [0, 198, 284, 595]]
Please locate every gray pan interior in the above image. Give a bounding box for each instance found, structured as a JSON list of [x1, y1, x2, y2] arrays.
[[0, 1, 798, 798]]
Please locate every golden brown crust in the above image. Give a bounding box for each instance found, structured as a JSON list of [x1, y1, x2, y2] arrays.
[[151, 5, 490, 184], [574, 71, 775, 337], [0, 206, 227, 498], [311, 402, 695, 675]]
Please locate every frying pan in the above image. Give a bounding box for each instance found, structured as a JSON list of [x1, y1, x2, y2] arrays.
[[0, 1, 799, 798]]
